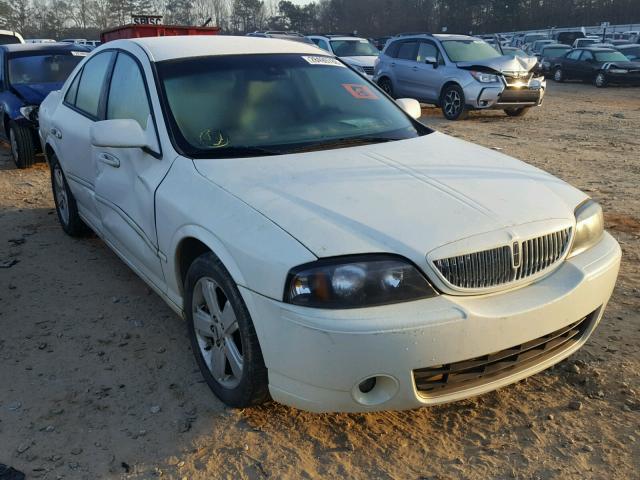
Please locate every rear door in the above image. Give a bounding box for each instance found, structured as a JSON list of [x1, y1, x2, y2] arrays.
[[49, 51, 115, 229], [92, 50, 167, 289], [392, 41, 419, 97]]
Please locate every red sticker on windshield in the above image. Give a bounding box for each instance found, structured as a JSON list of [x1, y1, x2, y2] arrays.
[[342, 83, 378, 100]]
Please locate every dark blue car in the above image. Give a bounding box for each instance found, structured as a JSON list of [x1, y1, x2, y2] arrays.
[[0, 43, 90, 168]]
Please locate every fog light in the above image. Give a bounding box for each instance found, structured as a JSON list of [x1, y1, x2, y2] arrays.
[[358, 377, 377, 393]]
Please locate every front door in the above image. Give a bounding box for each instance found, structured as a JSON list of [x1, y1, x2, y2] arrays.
[[93, 51, 168, 289], [392, 41, 419, 97]]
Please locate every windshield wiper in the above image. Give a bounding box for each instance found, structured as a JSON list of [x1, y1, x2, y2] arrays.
[[204, 145, 283, 158], [286, 136, 398, 154]]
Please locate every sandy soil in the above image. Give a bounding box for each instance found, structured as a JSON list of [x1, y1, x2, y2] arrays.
[[1, 82, 639, 480]]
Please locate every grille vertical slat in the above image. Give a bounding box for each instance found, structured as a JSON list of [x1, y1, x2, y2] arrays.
[[434, 228, 572, 290]]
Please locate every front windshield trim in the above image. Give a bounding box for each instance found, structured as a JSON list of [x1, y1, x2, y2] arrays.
[[154, 53, 430, 160]]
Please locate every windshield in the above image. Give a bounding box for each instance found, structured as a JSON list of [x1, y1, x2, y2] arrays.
[[595, 51, 630, 62], [158, 54, 423, 158], [330, 39, 379, 57], [579, 39, 597, 46], [542, 47, 571, 57], [441, 40, 501, 62], [8, 53, 84, 85]]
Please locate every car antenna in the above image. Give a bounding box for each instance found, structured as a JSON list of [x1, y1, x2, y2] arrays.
[[494, 34, 504, 55]]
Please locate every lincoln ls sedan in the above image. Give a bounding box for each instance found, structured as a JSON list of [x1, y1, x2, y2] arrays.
[[38, 36, 621, 413]]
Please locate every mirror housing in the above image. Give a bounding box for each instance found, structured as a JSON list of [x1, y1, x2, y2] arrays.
[[396, 98, 422, 120], [90, 119, 159, 155], [424, 56, 438, 66]]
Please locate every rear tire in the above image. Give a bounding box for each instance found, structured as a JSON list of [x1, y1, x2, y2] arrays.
[[377, 77, 394, 97], [9, 121, 36, 169], [440, 84, 468, 120], [553, 68, 564, 83], [50, 155, 89, 237], [185, 252, 270, 408], [594, 72, 607, 88], [504, 107, 531, 117]]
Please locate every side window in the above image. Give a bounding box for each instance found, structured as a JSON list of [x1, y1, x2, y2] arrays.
[[64, 70, 81, 105], [385, 40, 401, 58], [417, 42, 438, 63], [106, 53, 151, 129], [397, 41, 418, 61], [75, 51, 114, 118], [319, 40, 330, 52], [567, 50, 582, 60], [580, 50, 594, 61]]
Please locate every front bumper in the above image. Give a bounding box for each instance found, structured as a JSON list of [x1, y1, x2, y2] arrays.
[[467, 76, 546, 109], [241, 232, 621, 413]]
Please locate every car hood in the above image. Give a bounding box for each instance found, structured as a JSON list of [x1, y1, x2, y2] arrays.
[[193, 133, 586, 266], [11, 82, 62, 104], [340, 56, 378, 67], [457, 54, 538, 73], [604, 61, 640, 70]]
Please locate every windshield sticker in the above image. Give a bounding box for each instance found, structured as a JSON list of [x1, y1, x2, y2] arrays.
[[71, 51, 89, 56], [342, 83, 378, 100], [302, 56, 345, 67]]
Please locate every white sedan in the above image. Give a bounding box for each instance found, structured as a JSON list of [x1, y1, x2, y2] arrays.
[[38, 36, 621, 413]]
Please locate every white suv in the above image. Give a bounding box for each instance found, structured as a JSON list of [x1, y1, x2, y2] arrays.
[[38, 36, 620, 413], [306, 34, 379, 78]]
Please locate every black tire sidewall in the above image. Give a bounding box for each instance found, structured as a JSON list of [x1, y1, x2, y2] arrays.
[[184, 252, 269, 408], [9, 121, 36, 169]]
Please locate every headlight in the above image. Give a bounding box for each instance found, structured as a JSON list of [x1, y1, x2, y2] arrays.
[[284, 255, 437, 308], [568, 200, 604, 258], [541, 61, 550, 68], [608, 68, 628, 74], [470, 71, 500, 83], [19, 105, 39, 122]]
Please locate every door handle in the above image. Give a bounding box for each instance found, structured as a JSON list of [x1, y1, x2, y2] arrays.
[[50, 127, 62, 139], [98, 152, 120, 168], [391, 62, 396, 67], [412, 66, 419, 71]]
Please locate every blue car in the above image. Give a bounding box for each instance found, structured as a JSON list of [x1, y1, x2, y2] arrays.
[[0, 42, 89, 168]]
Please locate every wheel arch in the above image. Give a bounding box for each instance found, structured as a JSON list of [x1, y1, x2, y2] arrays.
[[171, 226, 247, 299], [439, 80, 463, 101]]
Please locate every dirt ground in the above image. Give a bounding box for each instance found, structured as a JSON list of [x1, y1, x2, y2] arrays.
[[1, 82, 639, 480]]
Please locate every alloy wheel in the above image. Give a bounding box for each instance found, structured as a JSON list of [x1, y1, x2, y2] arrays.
[[595, 73, 606, 88], [444, 90, 462, 117], [192, 277, 244, 388], [554, 69, 563, 82], [53, 164, 70, 226]]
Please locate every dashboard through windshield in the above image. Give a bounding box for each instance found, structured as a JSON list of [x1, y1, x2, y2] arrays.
[[157, 54, 426, 158]]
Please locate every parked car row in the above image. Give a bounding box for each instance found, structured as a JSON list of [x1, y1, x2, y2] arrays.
[[30, 35, 620, 413], [551, 47, 640, 87]]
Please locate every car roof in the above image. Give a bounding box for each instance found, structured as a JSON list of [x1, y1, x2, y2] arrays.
[[0, 42, 90, 53], [581, 47, 617, 51], [617, 44, 640, 49], [112, 36, 324, 62]]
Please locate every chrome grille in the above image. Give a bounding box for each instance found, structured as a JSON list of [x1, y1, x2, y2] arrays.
[[433, 228, 572, 290], [362, 66, 375, 75]]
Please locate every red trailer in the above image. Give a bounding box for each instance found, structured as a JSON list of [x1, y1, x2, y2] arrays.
[[101, 23, 221, 43]]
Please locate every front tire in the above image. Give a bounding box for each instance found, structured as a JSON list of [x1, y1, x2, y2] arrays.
[[9, 121, 36, 169], [377, 77, 394, 97], [594, 72, 607, 88], [441, 84, 468, 120], [185, 252, 269, 408], [504, 107, 531, 117], [50, 155, 88, 237]]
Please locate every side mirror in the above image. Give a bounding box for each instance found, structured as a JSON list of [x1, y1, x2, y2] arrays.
[[424, 56, 438, 66], [396, 98, 422, 120], [90, 118, 158, 155]]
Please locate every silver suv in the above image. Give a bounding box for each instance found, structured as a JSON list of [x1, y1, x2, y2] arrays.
[[374, 34, 545, 120]]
